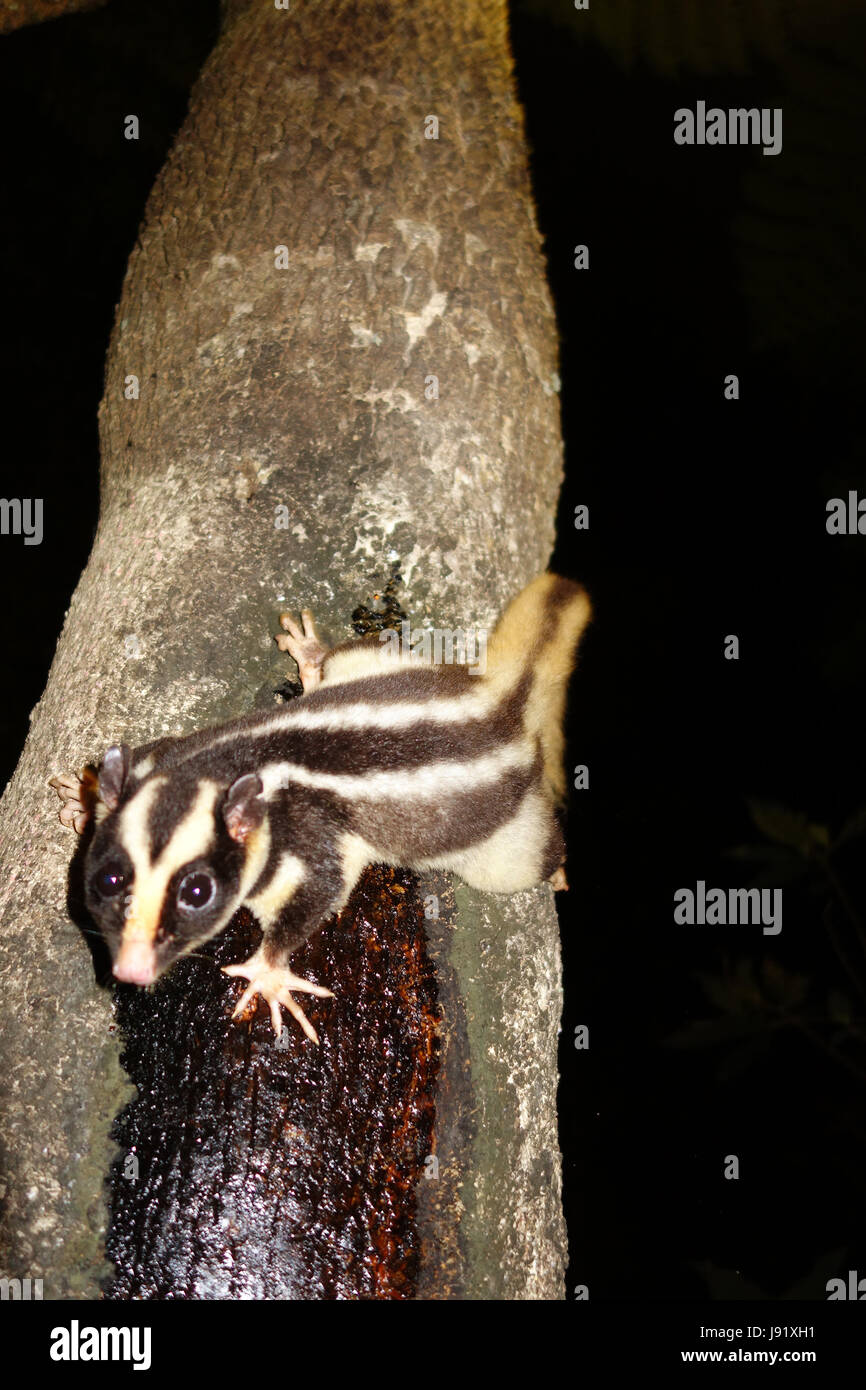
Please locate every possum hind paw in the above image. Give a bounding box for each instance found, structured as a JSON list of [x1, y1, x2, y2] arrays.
[[48, 767, 99, 834], [275, 608, 328, 693], [223, 950, 334, 1043]]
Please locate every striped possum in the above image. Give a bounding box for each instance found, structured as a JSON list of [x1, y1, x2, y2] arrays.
[[49, 573, 591, 1041]]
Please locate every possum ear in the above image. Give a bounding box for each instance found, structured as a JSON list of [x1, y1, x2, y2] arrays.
[[223, 774, 266, 843], [98, 745, 131, 811]]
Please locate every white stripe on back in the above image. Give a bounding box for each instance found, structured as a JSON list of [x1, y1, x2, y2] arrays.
[[256, 738, 533, 802]]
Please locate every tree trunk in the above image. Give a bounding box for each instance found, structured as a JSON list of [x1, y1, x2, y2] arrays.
[[0, 0, 106, 35], [0, 0, 567, 1299]]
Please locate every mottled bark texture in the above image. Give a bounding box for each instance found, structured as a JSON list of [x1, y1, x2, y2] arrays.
[[0, 0, 567, 1298]]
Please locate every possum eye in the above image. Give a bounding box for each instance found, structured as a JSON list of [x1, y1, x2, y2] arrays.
[[177, 871, 216, 911], [92, 861, 128, 898]]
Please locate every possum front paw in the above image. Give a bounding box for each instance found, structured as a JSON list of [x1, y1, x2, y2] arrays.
[[48, 767, 99, 834], [275, 608, 328, 693], [223, 948, 334, 1043]]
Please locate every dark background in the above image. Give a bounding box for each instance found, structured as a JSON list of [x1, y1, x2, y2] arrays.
[[1, 0, 864, 1300]]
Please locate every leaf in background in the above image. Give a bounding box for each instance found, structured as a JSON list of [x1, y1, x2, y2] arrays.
[[696, 957, 763, 1013], [695, 1246, 849, 1301], [781, 1248, 849, 1300], [715, 1034, 775, 1083], [747, 799, 830, 856], [828, 989, 853, 1026], [664, 1012, 768, 1050], [761, 959, 809, 1010], [725, 842, 810, 887], [835, 806, 866, 847]]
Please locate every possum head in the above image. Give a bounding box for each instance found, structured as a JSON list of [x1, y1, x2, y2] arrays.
[[84, 745, 270, 986]]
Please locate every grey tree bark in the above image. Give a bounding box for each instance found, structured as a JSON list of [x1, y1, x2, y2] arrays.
[[0, 0, 567, 1298]]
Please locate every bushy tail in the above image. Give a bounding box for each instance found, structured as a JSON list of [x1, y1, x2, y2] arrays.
[[485, 573, 591, 801]]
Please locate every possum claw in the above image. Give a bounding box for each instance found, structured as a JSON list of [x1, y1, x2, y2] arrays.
[[549, 865, 569, 892], [223, 951, 334, 1042], [275, 608, 328, 692], [49, 767, 99, 834]]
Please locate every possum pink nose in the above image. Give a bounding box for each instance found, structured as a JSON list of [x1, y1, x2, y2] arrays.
[[113, 944, 158, 986]]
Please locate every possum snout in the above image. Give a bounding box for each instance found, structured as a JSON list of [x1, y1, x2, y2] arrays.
[[113, 940, 159, 986]]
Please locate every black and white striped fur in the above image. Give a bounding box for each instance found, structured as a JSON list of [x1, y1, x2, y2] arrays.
[[50, 574, 591, 1041]]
